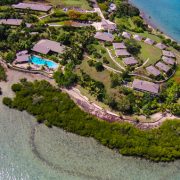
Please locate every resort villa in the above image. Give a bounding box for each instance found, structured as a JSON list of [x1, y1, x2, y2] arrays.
[[12, 3, 52, 12], [162, 50, 176, 58], [101, 19, 117, 32], [94, 32, 114, 42], [122, 32, 131, 39], [123, 57, 138, 66], [132, 79, 160, 95], [133, 34, 143, 41], [113, 42, 126, 49], [162, 56, 175, 65], [146, 66, 161, 77], [115, 49, 130, 57], [144, 38, 155, 45], [32, 39, 65, 55], [155, 43, 167, 50], [0, 19, 32, 27], [155, 61, 171, 73]]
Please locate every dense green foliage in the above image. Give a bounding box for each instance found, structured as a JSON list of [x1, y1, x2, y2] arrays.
[[0, 64, 6, 81], [0, 0, 21, 5], [3, 80, 180, 162]]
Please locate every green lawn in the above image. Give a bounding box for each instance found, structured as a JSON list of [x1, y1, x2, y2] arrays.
[[47, 0, 91, 10], [90, 44, 123, 71], [138, 41, 162, 66]]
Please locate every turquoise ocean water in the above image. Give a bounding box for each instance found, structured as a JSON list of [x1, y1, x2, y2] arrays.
[[130, 0, 180, 42]]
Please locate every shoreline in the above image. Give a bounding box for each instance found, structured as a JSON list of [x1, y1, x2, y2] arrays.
[[129, 0, 178, 43]]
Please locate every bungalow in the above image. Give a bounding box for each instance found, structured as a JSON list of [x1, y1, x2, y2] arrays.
[[144, 38, 155, 45], [14, 50, 30, 64], [162, 56, 175, 65], [123, 57, 138, 66], [0, 19, 32, 27], [94, 32, 114, 42], [155, 43, 167, 50], [146, 66, 161, 77], [12, 3, 52, 12], [133, 34, 143, 41], [0, 19, 22, 26], [115, 49, 130, 57], [162, 50, 176, 58], [155, 62, 171, 73], [32, 39, 65, 55], [132, 79, 160, 95], [101, 19, 116, 32], [113, 42, 126, 49], [122, 32, 131, 39]]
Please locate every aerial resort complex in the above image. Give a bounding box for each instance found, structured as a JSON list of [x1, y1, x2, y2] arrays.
[[0, 0, 180, 169]]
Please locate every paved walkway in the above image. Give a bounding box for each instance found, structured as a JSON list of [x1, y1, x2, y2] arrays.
[[105, 48, 126, 70]]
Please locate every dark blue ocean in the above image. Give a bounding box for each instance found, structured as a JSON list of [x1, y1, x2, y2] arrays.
[[130, 0, 180, 42]]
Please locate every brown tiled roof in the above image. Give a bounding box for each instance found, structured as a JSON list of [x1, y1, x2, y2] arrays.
[[155, 62, 171, 73], [155, 43, 167, 50], [144, 38, 155, 45], [113, 42, 126, 49], [133, 34, 143, 41], [94, 32, 114, 42], [123, 57, 138, 65], [132, 79, 160, 94], [101, 19, 116, 31], [115, 49, 130, 57], [162, 50, 176, 58], [122, 32, 131, 39], [146, 66, 161, 77], [32, 39, 65, 55], [0, 19, 22, 26], [12, 3, 52, 12], [162, 56, 175, 65]]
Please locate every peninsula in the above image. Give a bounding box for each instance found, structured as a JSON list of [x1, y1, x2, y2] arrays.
[[0, 0, 180, 162]]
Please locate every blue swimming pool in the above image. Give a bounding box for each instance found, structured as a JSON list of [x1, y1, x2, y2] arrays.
[[30, 55, 58, 69]]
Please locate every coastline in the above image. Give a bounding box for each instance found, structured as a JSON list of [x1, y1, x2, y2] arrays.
[[129, 0, 178, 43]]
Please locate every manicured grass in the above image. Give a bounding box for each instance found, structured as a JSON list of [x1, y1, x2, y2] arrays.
[[75, 58, 112, 91], [138, 41, 162, 66], [90, 44, 122, 71], [47, 0, 91, 10]]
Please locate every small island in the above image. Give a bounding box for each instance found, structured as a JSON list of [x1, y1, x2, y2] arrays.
[[0, 0, 180, 162]]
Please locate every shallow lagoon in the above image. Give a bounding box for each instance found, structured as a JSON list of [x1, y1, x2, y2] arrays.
[[0, 82, 180, 180]]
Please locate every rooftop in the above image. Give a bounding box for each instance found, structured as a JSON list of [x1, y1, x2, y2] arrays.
[[155, 43, 167, 50], [133, 34, 143, 41], [94, 32, 114, 42], [155, 62, 171, 73], [115, 49, 130, 57], [162, 50, 176, 58], [12, 3, 52, 12], [123, 57, 138, 65], [162, 56, 175, 65], [101, 19, 116, 31], [32, 39, 65, 55], [113, 42, 126, 49], [146, 66, 161, 77], [122, 32, 131, 39], [144, 38, 155, 45], [0, 19, 22, 26], [132, 79, 160, 94]]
